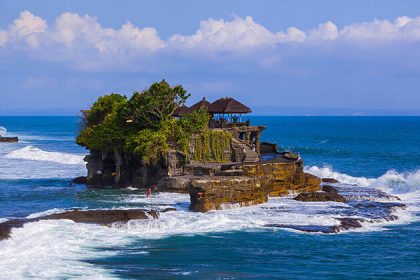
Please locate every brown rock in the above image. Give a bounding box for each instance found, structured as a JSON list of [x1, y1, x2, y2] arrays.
[[0, 136, 18, 143], [189, 176, 268, 212], [322, 178, 340, 183], [0, 209, 159, 241], [294, 191, 347, 202], [71, 176, 87, 184], [241, 160, 321, 197], [322, 185, 339, 193]]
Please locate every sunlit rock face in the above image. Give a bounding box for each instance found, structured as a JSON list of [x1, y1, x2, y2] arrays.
[[188, 159, 321, 212]]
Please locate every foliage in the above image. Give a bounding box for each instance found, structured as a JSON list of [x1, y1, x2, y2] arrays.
[[124, 80, 190, 130], [193, 129, 232, 162], [125, 129, 169, 162], [76, 94, 129, 150], [77, 80, 210, 163]]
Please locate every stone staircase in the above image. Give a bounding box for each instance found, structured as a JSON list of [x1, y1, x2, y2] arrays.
[[231, 138, 259, 163]]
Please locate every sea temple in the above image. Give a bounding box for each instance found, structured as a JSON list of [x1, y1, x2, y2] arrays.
[[77, 82, 322, 212]]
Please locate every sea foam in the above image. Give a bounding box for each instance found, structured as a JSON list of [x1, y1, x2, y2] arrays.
[[0, 126, 7, 136], [4, 145, 85, 165], [305, 165, 420, 195]]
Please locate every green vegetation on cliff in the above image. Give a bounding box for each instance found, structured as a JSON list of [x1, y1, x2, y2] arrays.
[[193, 130, 232, 162], [77, 80, 209, 162]]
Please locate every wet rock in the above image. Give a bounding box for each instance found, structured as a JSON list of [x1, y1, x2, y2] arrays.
[[0, 209, 160, 241], [241, 160, 321, 197], [322, 185, 339, 193], [161, 207, 177, 212], [43, 209, 159, 223], [265, 218, 365, 234], [71, 176, 87, 184], [265, 224, 339, 234], [0, 136, 18, 143], [322, 178, 340, 183], [335, 218, 364, 231], [293, 191, 347, 202], [189, 176, 268, 212]]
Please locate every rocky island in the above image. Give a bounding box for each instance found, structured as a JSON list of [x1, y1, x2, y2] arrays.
[[76, 80, 321, 212], [0, 135, 18, 143]]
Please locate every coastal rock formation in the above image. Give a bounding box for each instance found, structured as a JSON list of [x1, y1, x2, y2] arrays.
[[321, 178, 340, 184], [293, 191, 347, 202], [71, 176, 87, 184], [0, 209, 159, 241], [76, 85, 321, 212], [189, 176, 267, 212], [81, 147, 321, 212], [241, 160, 321, 197], [0, 136, 18, 143]]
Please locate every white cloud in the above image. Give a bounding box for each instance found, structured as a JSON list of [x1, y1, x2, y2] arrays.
[[276, 27, 306, 43], [169, 16, 279, 51], [6, 10, 47, 47], [340, 19, 399, 42], [2, 11, 420, 69], [339, 16, 420, 43], [0, 10, 164, 62], [309, 21, 338, 41], [0, 30, 8, 46], [52, 13, 164, 53]]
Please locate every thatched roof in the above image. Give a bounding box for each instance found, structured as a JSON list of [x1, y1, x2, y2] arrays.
[[173, 105, 190, 116], [189, 97, 211, 112], [208, 97, 251, 114]]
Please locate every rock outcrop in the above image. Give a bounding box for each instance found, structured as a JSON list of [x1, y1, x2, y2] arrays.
[[321, 178, 340, 184], [0, 209, 159, 241], [241, 160, 321, 197], [189, 176, 267, 212], [0, 136, 18, 143], [80, 124, 321, 212], [293, 191, 347, 202], [294, 186, 347, 202]]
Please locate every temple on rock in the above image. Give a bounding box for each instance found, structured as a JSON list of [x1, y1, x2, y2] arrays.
[[174, 97, 265, 161], [81, 93, 321, 212]]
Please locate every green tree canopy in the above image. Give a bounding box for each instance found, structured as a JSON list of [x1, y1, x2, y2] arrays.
[[76, 80, 208, 163]]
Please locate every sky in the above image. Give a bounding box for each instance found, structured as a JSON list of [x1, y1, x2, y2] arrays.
[[1, 0, 420, 115]]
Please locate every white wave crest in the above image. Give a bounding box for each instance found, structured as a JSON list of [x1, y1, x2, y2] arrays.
[[0, 220, 125, 279], [305, 165, 420, 195], [4, 145, 85, 165], [0, 126, 7, 136]]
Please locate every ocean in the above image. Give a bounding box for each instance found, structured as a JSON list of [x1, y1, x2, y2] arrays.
[[0, 116, 419, 279]]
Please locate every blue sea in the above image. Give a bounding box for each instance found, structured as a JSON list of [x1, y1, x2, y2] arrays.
[[0, 116, 419, 279]]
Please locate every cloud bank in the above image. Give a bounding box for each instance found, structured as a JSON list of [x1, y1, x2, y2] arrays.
[[1, 11, 420, 68]]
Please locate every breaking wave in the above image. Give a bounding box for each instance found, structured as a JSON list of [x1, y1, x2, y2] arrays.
[[305, 165, 420, 195], [4, 146, 85, 165], [0, 126, 7, 136]]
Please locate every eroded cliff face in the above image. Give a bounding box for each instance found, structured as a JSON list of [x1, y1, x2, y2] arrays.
[[189, 177, 268, 212], [241, 161, 321, 196], [82, 138, 320, 212], [84, 149, 182, 188], [188, 159, 320, 212]]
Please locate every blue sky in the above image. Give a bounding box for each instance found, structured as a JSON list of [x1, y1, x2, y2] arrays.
[[1, 0, 420, 115]]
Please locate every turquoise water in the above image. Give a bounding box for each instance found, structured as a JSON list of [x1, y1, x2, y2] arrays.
[[0, 116, 419, 279]]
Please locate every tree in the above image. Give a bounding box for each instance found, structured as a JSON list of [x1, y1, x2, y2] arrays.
[[125, 80, 190, 130], [77, 80, 201, 163]]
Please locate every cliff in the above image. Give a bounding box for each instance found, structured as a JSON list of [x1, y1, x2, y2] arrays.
[[82, 144, 320, 212]]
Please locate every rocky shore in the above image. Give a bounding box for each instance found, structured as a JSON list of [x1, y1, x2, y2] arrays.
[[0, 209, 161, 241], [79, 148, 321, 212], [0, 136, 18, 143]]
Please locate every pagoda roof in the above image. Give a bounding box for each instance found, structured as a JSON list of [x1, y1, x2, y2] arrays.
[[208, 97, 251, 114], [189, 97, 211, 112]]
